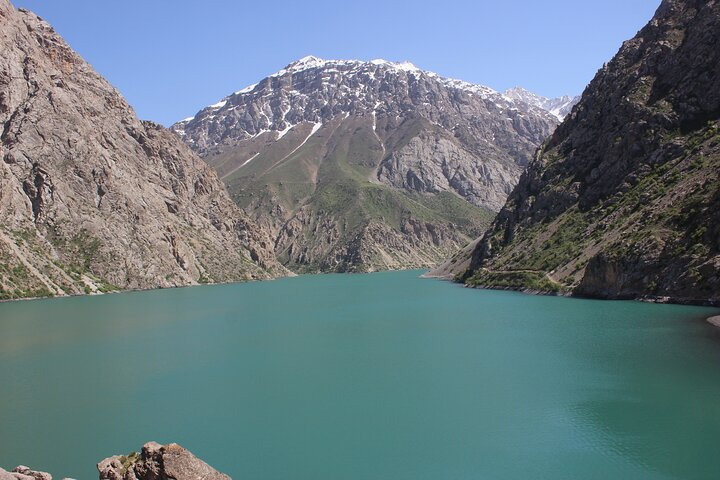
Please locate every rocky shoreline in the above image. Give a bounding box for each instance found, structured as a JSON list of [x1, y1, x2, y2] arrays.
[[470, 283, 720, 307], [0, 272, 297, 304], [425, 272, 720, 308], [1, 442, 230, 480]]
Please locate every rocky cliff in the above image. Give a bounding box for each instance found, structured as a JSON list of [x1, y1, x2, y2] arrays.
[[172, 57, 564, 272], [0, 0, 288, 300], [437, 0, 720, 305]]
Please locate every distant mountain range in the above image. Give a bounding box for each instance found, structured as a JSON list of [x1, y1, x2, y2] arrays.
[[172, 57, 577, 272], [502, 87, 579, 121]]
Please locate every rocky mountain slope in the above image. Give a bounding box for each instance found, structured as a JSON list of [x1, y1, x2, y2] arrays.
[[173, 57, 563, 272], [0, 0, 288, 300], [436, 0, 720, 305]]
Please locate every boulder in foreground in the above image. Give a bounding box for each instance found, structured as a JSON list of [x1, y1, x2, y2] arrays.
[[97, 442, 230, 480], [0, 466, 52, 480]]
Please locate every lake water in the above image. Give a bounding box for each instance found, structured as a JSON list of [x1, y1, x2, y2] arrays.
[[1, 270, 719, 480]]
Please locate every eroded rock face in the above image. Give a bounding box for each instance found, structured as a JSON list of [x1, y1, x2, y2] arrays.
[[441, 0, 720, 305], [0, 0, 289, 299], [375, 132, 519, 212], [97, 442, 230, 480]]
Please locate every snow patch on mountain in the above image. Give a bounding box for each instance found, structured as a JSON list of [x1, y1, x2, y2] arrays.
[[503, 87, 579, 121], [172, 56, 566, 158]]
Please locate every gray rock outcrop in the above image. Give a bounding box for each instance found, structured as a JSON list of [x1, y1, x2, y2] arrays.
[[0, 442, 230, 480], [97, 442, 230, 480]]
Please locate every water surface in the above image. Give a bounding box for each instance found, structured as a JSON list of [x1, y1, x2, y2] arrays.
[[1, 270, 719, 479]]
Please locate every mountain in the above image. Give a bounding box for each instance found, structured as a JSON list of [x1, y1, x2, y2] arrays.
[[503, 87, 579, 121], [0, 0, 288, 300], [172, 57, 561, 272], [434, 0, 720, 305]]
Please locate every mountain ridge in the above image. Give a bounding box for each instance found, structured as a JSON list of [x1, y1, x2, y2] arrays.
[[174, 56, 577, 137]]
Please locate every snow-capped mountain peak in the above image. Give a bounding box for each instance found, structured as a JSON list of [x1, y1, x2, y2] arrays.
[[174, 57, 572, 141], [171, 57, 576, 169], [268, 56, 422, 79], [284, 55, 328, 71], [369, 58, 420, 72]]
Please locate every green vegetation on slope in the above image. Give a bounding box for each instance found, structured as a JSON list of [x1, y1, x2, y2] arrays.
[[0, 227, 121, 301], [466, 270, 564, 293], [462, 121, 720, 299], [220, 117, 496, 273]]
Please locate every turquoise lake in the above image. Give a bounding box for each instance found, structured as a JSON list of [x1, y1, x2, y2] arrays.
[[1, 270, 719, 479]]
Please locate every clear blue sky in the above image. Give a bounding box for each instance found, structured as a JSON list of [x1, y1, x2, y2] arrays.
[[13, 0, 660, 126]]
